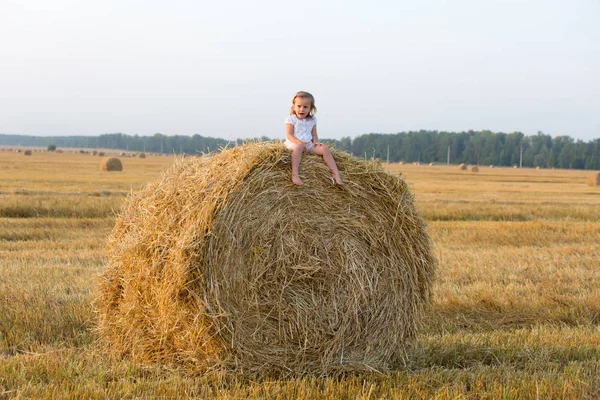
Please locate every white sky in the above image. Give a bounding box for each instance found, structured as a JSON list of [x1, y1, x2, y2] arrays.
[[1, 0, 599, 141]]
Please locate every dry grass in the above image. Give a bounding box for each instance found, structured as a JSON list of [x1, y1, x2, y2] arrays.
[[0, 150, 599, 398]]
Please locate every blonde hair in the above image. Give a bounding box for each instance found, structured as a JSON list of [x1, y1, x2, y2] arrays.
[[289, 91, 317, 119]]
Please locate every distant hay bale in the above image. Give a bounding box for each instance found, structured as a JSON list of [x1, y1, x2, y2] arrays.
[[470, 165, 479, 172], [458, 163, 467, 170], [98, 152, 106, 157], [399, 161, 404, 165], [97, 142, 436, 375], [536, 166, 541, 170], [56, 149, 63, 153], [23, 150, 32, 156], [429, 162, 434, 166], [139, 152, 146, 158], [489, 165, 494, 168], [100, 157, 123, 172], [588, 172, 600, 187]]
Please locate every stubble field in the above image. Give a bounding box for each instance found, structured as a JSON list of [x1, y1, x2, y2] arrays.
[[1, 149, 599, 399]]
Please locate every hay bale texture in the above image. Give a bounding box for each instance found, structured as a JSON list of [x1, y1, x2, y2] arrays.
[[470, 165, 479, 172], [458, 163, 467, 170], [588, 172, 600, 186], [97, 142, 436, 375], [100, 157, 123, 172]]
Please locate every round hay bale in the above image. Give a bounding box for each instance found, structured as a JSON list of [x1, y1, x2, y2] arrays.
[[398, 161, 404, 165], [139, 152, 146, 159], [23, 150, 32, 156], [429, 162, 435, 166], [98, 151, 106, 157], [457, 163, 467, 170], [470, 165, 479, 172], [489, 165, 494, 168], [100, 157, 123, 172], [92, 150, 98, 156], [536, 166, 540, 170], [97, 142, 436, 375], [588, 172, 600, 187]]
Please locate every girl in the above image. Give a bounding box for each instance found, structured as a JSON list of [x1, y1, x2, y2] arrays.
[[284, 91, 344, 186]]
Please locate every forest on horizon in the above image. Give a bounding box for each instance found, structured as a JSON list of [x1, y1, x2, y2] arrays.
[[1, 130, 599, 170]]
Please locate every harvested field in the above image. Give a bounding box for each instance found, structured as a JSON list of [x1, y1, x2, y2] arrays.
[[0, 149, 599, 398]]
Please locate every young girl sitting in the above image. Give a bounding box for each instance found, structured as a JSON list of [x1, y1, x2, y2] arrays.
[[284, 91, 344, 186]]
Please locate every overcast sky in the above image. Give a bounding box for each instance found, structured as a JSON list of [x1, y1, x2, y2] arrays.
[[1, 0, 598, 141]]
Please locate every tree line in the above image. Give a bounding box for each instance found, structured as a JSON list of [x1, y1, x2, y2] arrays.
[[1, 130, 598, 169], [0, 133, 229, 156], [327, 130, 600, 170]]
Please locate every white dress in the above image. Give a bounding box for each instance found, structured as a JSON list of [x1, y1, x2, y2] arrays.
[[284, 114, 317, 151]]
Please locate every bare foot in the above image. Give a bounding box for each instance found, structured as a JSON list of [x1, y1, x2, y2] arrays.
[[333, 173, 344, 185], [292, 175, 304, 186]]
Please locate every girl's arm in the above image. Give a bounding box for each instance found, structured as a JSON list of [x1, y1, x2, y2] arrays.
[[311, 125, 319, 144], [286, 124, 308, 144]]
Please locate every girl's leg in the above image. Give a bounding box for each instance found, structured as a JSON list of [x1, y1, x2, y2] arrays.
[[291, 144, 305, 185], [310, 144, 344, 185]]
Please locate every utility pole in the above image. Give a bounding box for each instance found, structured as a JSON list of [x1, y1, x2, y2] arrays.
[[520, 146, 523, 168], [447, 145, 450, 164]]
